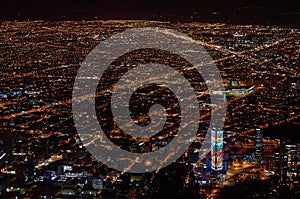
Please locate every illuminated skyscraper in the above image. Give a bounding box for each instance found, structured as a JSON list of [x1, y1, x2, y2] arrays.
[[285, 144, 297, 180], [255, 128, 263, 164], [275, 149, 281, 179], [274, 140, 298, 183], [211, 130, 223, 171]]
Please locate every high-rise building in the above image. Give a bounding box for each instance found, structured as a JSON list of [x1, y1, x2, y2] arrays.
[[266, 156, 275, 172], [274, 140, 298, 183], [255, 129, 263, 164], [222, 151, 229, 174], [282, 147, 288, 183], [275, 149, 280, 178], [211, 130, 223, 171], [285, 144, 297, 180]]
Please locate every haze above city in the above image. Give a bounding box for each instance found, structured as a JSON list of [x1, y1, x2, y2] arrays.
[[0, 0, 300, 26]]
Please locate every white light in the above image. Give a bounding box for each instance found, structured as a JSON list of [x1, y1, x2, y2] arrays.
[[0, 153, 6, 160]]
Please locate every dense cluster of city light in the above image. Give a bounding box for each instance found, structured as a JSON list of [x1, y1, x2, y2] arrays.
[[0, 20, 299, 198]]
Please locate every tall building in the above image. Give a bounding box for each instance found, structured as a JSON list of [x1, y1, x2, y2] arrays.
[[275, 149, 280, 178], [266, 156, 275, 172], [282, 145, 288, 183], [274, 140, 298, 183], [255, 129, 263, 164], [285, 144, 297, 180], [222, 151, 229, 174], [211, 130, 223, 171], [275, 140, 288, 183]]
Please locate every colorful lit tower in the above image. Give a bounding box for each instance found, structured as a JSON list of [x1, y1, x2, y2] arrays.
[[211, 129, 223, 171]]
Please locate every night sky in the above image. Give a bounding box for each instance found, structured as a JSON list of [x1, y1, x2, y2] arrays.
[[0, 0, 299, 25]]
